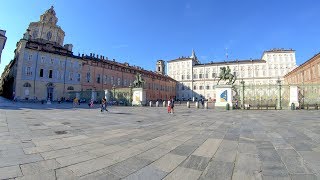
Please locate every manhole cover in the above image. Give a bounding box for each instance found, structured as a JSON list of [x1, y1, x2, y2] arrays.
[[62, 122, 70, 125], [55, 131, 67, 135], [32, 124, 41, 126]]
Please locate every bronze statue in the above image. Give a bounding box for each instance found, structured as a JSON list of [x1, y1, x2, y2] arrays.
[[133, 73, 145, 88], [217, 66, 236, 85]]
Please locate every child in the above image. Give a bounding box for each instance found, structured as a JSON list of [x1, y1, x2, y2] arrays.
[[167, 99, 171, 113]]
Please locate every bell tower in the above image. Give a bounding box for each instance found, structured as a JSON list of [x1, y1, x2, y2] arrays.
[[156, 60, 165, 75]]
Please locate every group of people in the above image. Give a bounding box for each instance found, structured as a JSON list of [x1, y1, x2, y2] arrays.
[[167, 98, 175, 114]]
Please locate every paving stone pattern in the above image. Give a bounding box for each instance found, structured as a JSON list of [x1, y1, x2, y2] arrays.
[[0, 97, 320, 179]]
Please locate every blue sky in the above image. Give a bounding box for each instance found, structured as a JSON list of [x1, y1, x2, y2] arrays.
[[1, 0, 320, 74]]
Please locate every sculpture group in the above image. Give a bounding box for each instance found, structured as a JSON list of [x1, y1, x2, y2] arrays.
[[133, 73, 145, 88], [217, 66, 236, 85]]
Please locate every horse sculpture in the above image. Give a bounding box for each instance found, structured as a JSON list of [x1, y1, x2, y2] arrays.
[[132, 73, 145, 88], [217, 66, 236, 85]]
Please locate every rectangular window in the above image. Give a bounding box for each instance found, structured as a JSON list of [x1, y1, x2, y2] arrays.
[[104, 75, 108, 85], [124, 79, 127, 86], [206, 85, 210, 90], [111, 76, 114, 85], [193, 85, 197, 90], [25, 67, 32, 76], [181, 75, 184, 80], [28, 54, 32, 61], [97, 74, 101, 84], [199, 86, 203, 90], [40, 69, 43, 77], [41, 56, 45, 63], [86, 72, 90, 82], [205, 73, 208, 78], [187, 75, 190, 79], [77, 74, 81, 82], [212, 73, 216, 78], [199, 74, 203, 78], [49, 70, 53, 78], [69, 72, 73, 81], [50, 59, 54, 64]]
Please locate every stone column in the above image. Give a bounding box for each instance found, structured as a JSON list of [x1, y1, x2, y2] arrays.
[[195, 101, 199, 108], [277, 79, 282, 110]]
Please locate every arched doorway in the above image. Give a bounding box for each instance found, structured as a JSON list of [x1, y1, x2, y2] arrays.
[[46, 82, 54, 101]]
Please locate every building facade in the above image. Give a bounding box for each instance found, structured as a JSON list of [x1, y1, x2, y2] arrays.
[[284, 52, 320, 85], [0, 6, 176, 101], [0, 29, 7, 64], [167, 49, 297, 100], [80, 56, 176, 101]]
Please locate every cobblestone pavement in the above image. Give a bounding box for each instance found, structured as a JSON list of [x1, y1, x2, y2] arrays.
[[0, 97, 320, 180]]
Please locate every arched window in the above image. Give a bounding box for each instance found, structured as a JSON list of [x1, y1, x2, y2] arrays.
[[23, 82, 31, 87], [67, 86, 74, 90]]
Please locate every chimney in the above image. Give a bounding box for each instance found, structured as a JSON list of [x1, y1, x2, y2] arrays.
[[82, 54, 84, 58], [90, 53, 92, 57]]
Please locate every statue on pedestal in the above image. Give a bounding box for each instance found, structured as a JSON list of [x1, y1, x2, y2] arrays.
[[217, 66, 236, 85], [133, 73, 145, 88]]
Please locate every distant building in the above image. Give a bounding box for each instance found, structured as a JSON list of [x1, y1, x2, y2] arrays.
[[284, 52, 320, 85], [167, 49, 297, 100], [0, 6, 176, 101], [0, 29, 7, 64]]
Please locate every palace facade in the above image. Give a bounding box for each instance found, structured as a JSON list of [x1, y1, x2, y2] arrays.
[[0, 6, 176, 101], [284, 52, 320, 85], [167, 49, 297, 100]]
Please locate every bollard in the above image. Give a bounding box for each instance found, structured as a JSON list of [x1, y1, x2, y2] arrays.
[[226, 103, 230, 110], [291, 103, 295, 110], [316, 104, 319, 110], [163, 101, 166, 107], [195, 102, 199, 108], [156, 101, 159, 107], [187, 101, 190, 108], [204, 102, 208, 109], [149, 101, 152, 107]]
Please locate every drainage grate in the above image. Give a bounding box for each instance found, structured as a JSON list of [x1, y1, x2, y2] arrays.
[[136, 120, 143, 123], [55, 131, 67, 135], [62, 122, 70, 125]]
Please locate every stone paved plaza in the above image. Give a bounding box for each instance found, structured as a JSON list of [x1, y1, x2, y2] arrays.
[[0, 97, 320, 180]]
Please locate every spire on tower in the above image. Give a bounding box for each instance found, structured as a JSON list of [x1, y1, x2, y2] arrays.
[[190, 49, 197, 60]]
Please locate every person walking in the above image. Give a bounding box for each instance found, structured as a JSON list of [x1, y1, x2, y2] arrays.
[[73, 97, 78, 109], [101, 98, 108, 112], [170, 98, 175, 114], [167, 98, 171, 113]]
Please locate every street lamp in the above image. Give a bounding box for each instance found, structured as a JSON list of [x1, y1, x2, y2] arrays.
[[112, 84, 116, 101]]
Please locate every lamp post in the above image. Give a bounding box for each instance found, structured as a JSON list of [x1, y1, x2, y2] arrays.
[[240, 79, 245, 109], [112, 84, 116, 101], [129, 83, 132, 105], [277, 78, 282, 110]]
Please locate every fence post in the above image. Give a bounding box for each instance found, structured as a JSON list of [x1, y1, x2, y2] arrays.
[[277, 79, 282, 110], [240, 80, 245, 109]]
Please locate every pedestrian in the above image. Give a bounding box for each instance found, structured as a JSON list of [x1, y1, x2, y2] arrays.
[[89, 99, 94, 108], [170, 98, 175, 114], [201, 98, 204, 108], [73, 97, 78, 108], [101, 98, 108, 112], [167, 98, 171, 113]]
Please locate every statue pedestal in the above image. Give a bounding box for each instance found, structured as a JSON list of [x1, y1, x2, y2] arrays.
[[132, 88, 146, 106], [215, 85, 233, 107], [289, 85, 299, 107]]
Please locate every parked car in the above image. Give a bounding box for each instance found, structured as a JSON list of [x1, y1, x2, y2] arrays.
[[79, 99, 86, 103]]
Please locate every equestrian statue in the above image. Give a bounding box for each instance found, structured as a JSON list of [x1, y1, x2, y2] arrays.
[[217, 66, 236, 85], [133, 73, 145, 88]]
